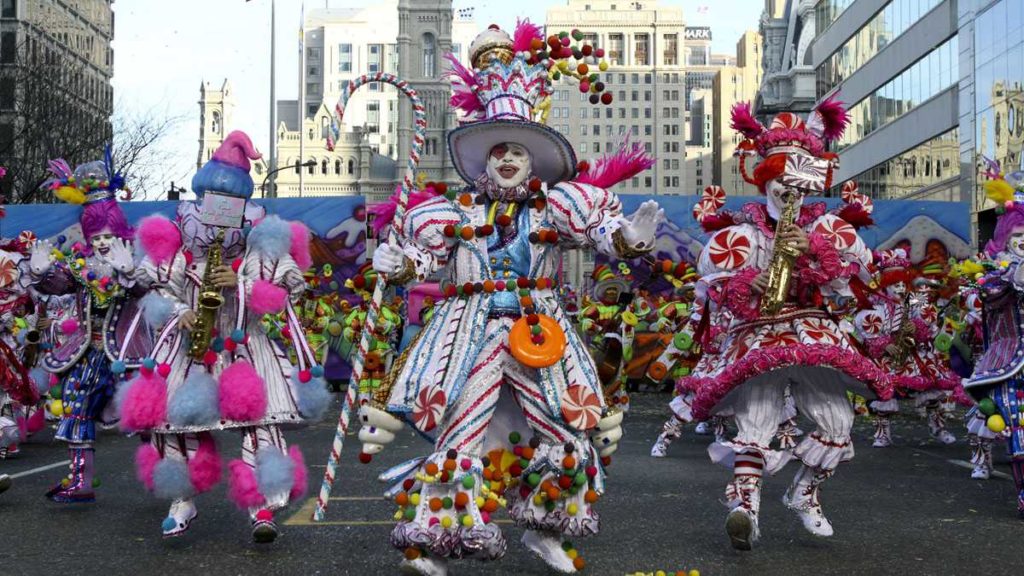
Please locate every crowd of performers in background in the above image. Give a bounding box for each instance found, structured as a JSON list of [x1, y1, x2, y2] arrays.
[[3, 17, 1024, 574]]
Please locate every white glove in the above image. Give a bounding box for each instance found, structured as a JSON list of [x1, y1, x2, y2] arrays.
[[619, 199, 665, 249], [106, 237, 136, 275], [358, 405, 404, 456], [590, 410, 624, 457], [29, 240, 54, 276], [372, 243, 406, 275]]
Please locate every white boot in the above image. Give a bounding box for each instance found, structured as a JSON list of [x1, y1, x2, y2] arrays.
[[724, 475, 761, 551], [783, 465, 834, 537], [522, 530, 576, 573], [694, 421, 710, 435], [970, 436, 993, 479], [872, 416, 892, 448], [161, 498, 198, 537], [650, 418, 683, 458], [650, 438, 668, 458], [0, 473, 11, 495], [399, 556, 449, 576]]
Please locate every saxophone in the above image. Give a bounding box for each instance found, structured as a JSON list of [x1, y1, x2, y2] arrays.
[[890, 295, 917, 365], [760, 190, 802, 316], [189, 228, 227, 360]]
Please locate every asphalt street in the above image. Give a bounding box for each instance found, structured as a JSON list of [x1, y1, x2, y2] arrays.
[[1, 393, 1021, 576]]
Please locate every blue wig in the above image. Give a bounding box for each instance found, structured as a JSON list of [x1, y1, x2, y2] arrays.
[[191, 159, 254, 199]]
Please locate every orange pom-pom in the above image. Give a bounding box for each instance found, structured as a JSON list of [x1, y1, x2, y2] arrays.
[[424, 463, 439, 476], [562, 456, 576, 469], [454, 492, 469, 508], [429, 497, 443, 512], [395, 492, 410, 506], [584, 490, 599, 504], [404, 547, 421, 560], [573, 557, 585, 570]]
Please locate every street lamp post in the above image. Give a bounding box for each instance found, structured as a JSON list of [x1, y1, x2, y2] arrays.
[[261, 160, 316, 198]]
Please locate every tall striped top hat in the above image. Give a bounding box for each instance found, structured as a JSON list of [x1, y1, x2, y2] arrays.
[[447, 24, 576, 185]]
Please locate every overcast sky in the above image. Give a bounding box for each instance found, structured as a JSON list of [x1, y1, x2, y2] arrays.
[[111, 0, 765, 197]]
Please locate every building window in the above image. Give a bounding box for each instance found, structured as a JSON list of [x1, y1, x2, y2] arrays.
[[1, 0, 14, 18], [581, 142, 588, 153], [608, 34, 624, 65], [645, 176, 652, 188], [0, 31, 14, 64], [308, 161, 316, 175], [594, 142, 600, 153], [321, 160, 328, 174], [0, 78, 13, 110], [335, 160, 342, 175], [580, 124, 588, 136], [348, 159, 355, 174], [634, 33, 649, 66], [663, 34, 677, 66], [338, 43, 352, 72], [368, 43, 382, 76], [423, 33, 437, 78], [594, 125, 600, 135], [294, 160, 301, 174], [367, 101, 380, 133]]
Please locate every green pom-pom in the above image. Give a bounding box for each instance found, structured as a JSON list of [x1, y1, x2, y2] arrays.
[[979, 398, 997, 416], [461, 475, 475, 489], [508, 431, 521, 444], [92, 478, 101, 488], [442, 496, 453, 509], [527, 472, 541, 487], [574, 472, 587, 486], [561, 540, 574, 551], [403, 507, 416, 520]]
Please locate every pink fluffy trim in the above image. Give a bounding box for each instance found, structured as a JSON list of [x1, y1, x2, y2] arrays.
[[513, 19, 543, 53], [812, 94, 850, 142], [730, 102, 766, 139], [188, 433, 223, 493], [248, 279, 288, 315], [137, 216, 182, 266], [218, 360, 267, 422], [119, 372, 168, 432], [136, 444, 161, 491], [26, 408, 45, 434], [288, 445, 307, 500], [720, 268, 761, 322], [573, 138, 655, 189], [227, 459, 265, 510], [679, 343, 895, 420], [59, 319, 79, 336], [289, 222, 312, 271]]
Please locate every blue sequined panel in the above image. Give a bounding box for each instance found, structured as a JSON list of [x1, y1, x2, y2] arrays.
[[487, 202, 532, 314], [991, 377, 1024, 457], [55, 346, 117, 444]]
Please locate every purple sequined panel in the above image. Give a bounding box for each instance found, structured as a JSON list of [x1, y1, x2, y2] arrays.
[[177, 202, 265, 260]]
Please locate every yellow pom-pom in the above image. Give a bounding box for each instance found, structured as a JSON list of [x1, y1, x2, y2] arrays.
[[987, 414, 1006, 433], [598, 61, 609, 71], [532, 494, 544, 506], [1002, 260, 1011, 268], [441, 516, 453, 528], [475, 496, 485, 508], [409, 493, 421, 506], [567, 548, 578, 559], [557, 60, 569, 71], [656, 571, 666, 576], [49, 400, 64, 417], [689, 570, 700, 576], [54, 185, 86, 205], [567, 503, 578, 515], [461, 515, 474, 527]]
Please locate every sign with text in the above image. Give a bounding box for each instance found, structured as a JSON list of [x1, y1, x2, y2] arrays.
[[685, 27, 712, 40], [199, 192, 247, 228]]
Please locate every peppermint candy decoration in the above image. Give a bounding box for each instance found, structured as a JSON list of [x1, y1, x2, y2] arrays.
[[707, 229, 752, 269], [770, 112, 805, 131], [799, 317, 842, 346], [840, 181, 859, 201], [412, 385, 446, 432], [692, 198, 717, 222], [858, 311, 884, 336], [0, 256, 17, 287], [560, 385, 602, 431], [702, 185, 726, 209], [760, 329, 801, 348], [918, 305, 938, 325], [17, 231, 36, 247], [813, 218, 857, 250]]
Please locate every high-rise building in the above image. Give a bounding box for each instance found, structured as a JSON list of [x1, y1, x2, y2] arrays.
[[758, 0, 817, 117], [545, 0, 687, 195], [0, 0, 115, 201], [713, 30, 763, 196], [294, 1, 475, 192], [810, 0, 959, 203], [684, 88, 714, 194]]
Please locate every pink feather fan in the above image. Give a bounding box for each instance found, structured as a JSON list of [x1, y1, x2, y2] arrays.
[[573, 137, 655, 189]]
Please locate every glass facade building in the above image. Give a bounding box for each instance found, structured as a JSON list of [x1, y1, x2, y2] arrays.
[[834, 128, 959, 199]]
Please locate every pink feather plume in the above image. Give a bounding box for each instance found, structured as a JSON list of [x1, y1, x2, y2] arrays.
[[513, 19, 543, 53], [573, 138, 655, 189], [444, 53, 483, 116], [730, 102, 765, 139], [812, 94, 850, 142], [369, 185, 442, 237]]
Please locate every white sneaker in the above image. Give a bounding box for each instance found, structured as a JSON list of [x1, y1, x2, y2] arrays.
[[0, 473, 11, 495], [399, 557, 448, 576], [872, 435, 892, 448], [650, 439, 668, 458], [971, 466, 991, 480], [934, 429, 956, 445], [725, 507, 759, 550], [521, 530, 576, 573], [161, 499, 198, 537], [694, 421, 710, 435]]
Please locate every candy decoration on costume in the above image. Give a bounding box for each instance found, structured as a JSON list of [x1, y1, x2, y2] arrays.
[[560, 385, 602, 431], [412, 386, 446, 432], [707, 229, 752, 269]]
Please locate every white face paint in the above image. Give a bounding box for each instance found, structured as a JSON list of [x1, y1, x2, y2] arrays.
[[485, 142, 532, 189], [764, 179, 802, 220], [887, 281, 907, 298], [1008, 227, 1024, 258], [89, 228, 115, 257]]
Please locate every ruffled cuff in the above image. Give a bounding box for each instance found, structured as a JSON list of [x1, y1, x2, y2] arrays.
[[794, 232, 851, 288], [721, 267, 760, 322]]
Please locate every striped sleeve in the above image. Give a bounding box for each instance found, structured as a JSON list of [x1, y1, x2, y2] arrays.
[[547, 181, 624, 254], [399, 196, 462, 281]]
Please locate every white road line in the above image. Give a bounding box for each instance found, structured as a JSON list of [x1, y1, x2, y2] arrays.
[[945, 458, 1013, 480], [10, 460, 70, 479]]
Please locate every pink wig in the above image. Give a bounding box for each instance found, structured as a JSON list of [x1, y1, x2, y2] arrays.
[[81, 199, 133, 249], [986, 204, 1024, 257]]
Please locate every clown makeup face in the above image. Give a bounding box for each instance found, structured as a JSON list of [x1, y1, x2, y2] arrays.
[[485, 142, 532, 189], [89, 228, 115, 257], [886, 281, 907, 299], [764, 179, 803, 220], [601, 287, 619, 305], [1008, 226, 1024, 258]]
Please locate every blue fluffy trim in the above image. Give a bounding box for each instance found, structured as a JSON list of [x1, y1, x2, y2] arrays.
[[140, 292, 175, 329], [292, 369, 332, 422], [255, 447, 295, 498], [167, 372, 219, 427], [113, 373, 139, 417], [152, 458, 195, 500], [247, 215, 292, 260], [29, 368, 49, 394]]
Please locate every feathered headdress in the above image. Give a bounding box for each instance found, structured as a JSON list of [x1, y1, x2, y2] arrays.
[[45, 145, 128, 205]]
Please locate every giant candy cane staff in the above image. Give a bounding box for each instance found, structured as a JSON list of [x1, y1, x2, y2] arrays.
[[314, 72, 426, 521]]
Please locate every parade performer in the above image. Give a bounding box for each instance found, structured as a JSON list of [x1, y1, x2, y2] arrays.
[[963, 169, 1024, 517], [677, 99, 896, 550], [581, 265, 634, 411], [853, 251, 963, 447], [121, 131, 328, 541], [359, 22, 661, 574], [342, 265, 403, 394], [28, 153, 147, 503]]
